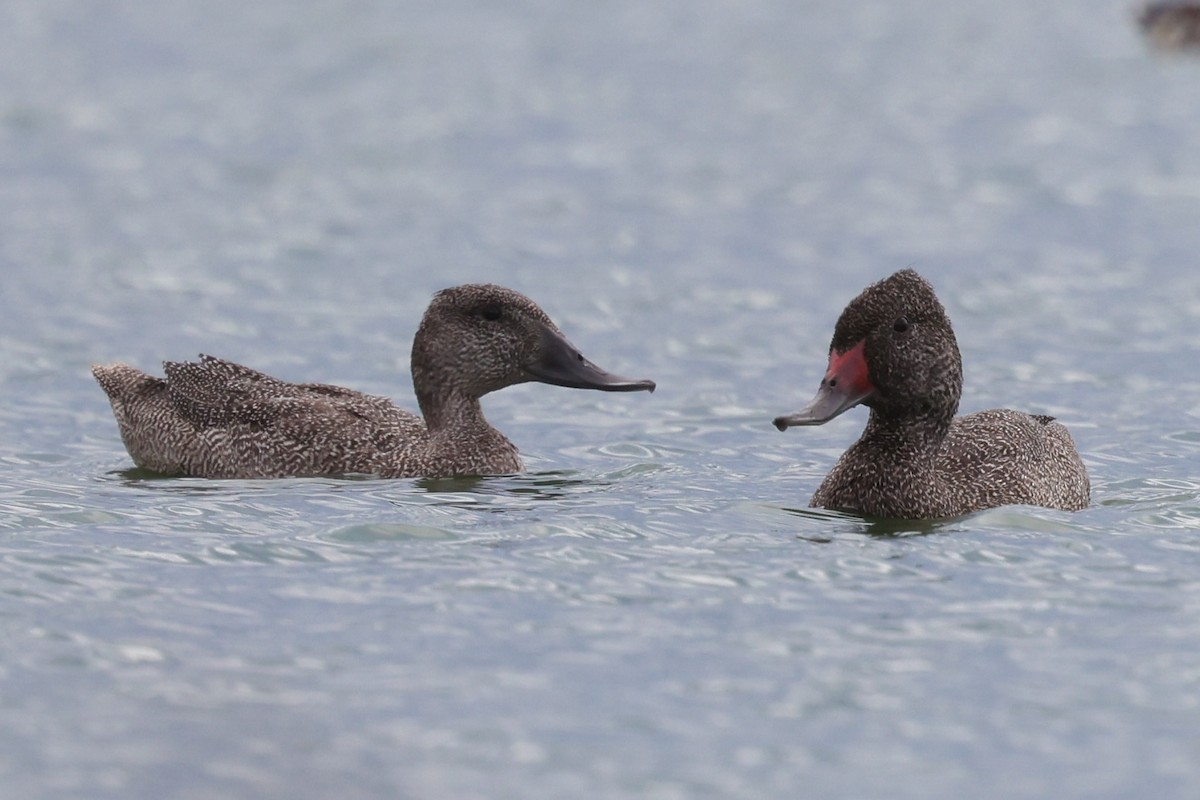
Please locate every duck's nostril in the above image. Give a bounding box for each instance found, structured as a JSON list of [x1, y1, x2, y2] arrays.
[[576, 352, 584, 363]]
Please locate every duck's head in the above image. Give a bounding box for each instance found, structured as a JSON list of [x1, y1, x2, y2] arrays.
[[412, 284, 656, 405], [773, 269, 961, 430]]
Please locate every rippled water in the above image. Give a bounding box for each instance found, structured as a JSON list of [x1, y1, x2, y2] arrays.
[[4, 0, 1200, 798]]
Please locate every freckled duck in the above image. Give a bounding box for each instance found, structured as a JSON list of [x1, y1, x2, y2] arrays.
[[772, 269, 1090, 518], [93, 284, 655, 478]]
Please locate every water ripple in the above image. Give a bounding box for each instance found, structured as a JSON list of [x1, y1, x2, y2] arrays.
[[6, 0, 1200, 796]]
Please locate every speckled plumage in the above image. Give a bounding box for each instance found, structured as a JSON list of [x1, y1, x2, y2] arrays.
[[93, 284, 655, 479], [774, 269, 1090, 519]]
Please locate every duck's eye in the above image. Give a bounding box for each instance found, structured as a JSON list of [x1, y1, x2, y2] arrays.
[[479, 304, 503, 322], [893, 317, 910, 333]]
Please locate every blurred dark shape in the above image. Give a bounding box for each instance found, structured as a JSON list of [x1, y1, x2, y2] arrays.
[[1139, 2, 1200, 50]]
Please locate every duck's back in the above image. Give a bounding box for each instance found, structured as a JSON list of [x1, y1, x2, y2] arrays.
[[93, 356, 427, 478], [940, 409, 1090, 513]]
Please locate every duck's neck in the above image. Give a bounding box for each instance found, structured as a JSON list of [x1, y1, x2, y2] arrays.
[[414, 387, 521, 475], [859, 407, 953, 462], [819, 409, 956, 518], [418, 387, 493, 434]]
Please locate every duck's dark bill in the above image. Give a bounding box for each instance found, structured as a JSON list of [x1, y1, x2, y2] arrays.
[[773, 379, 871, 430], [774, 340, 873, 430], [526, 326, 656, 393]]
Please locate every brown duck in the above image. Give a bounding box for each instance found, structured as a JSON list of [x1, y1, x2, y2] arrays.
[[773, 269, 1089, 518], [93, 284, 655, 478]]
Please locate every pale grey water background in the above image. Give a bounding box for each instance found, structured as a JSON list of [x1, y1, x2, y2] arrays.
[[3, 1, 1200, 798]]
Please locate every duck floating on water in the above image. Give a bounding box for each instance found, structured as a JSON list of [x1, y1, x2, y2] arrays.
[[773, 269, 1089, 519], [93, 284, 655, 479]]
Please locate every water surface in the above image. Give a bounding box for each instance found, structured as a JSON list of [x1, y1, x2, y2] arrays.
[[3, 0, 1200, 798]]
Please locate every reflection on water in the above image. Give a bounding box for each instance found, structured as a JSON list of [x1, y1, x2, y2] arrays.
[[413, 470, 599, 499], [779, 505, 963, 539]]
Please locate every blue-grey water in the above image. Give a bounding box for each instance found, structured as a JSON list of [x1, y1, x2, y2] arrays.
[[4, 1, 1200, 798]]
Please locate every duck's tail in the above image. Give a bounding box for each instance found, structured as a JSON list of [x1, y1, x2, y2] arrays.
[[91, 362, 164, 404], [91, 362, 184, 473]]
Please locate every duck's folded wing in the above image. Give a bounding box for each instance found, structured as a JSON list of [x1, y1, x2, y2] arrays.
[[164, 354, 417, 455], [163, 355, 294, 427], [282, 382, 416, 448]]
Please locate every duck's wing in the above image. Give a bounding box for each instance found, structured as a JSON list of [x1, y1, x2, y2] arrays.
[[162, 355, 296, 427], [947, 409, 1089, 511], [164, 354, 412, 431]]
